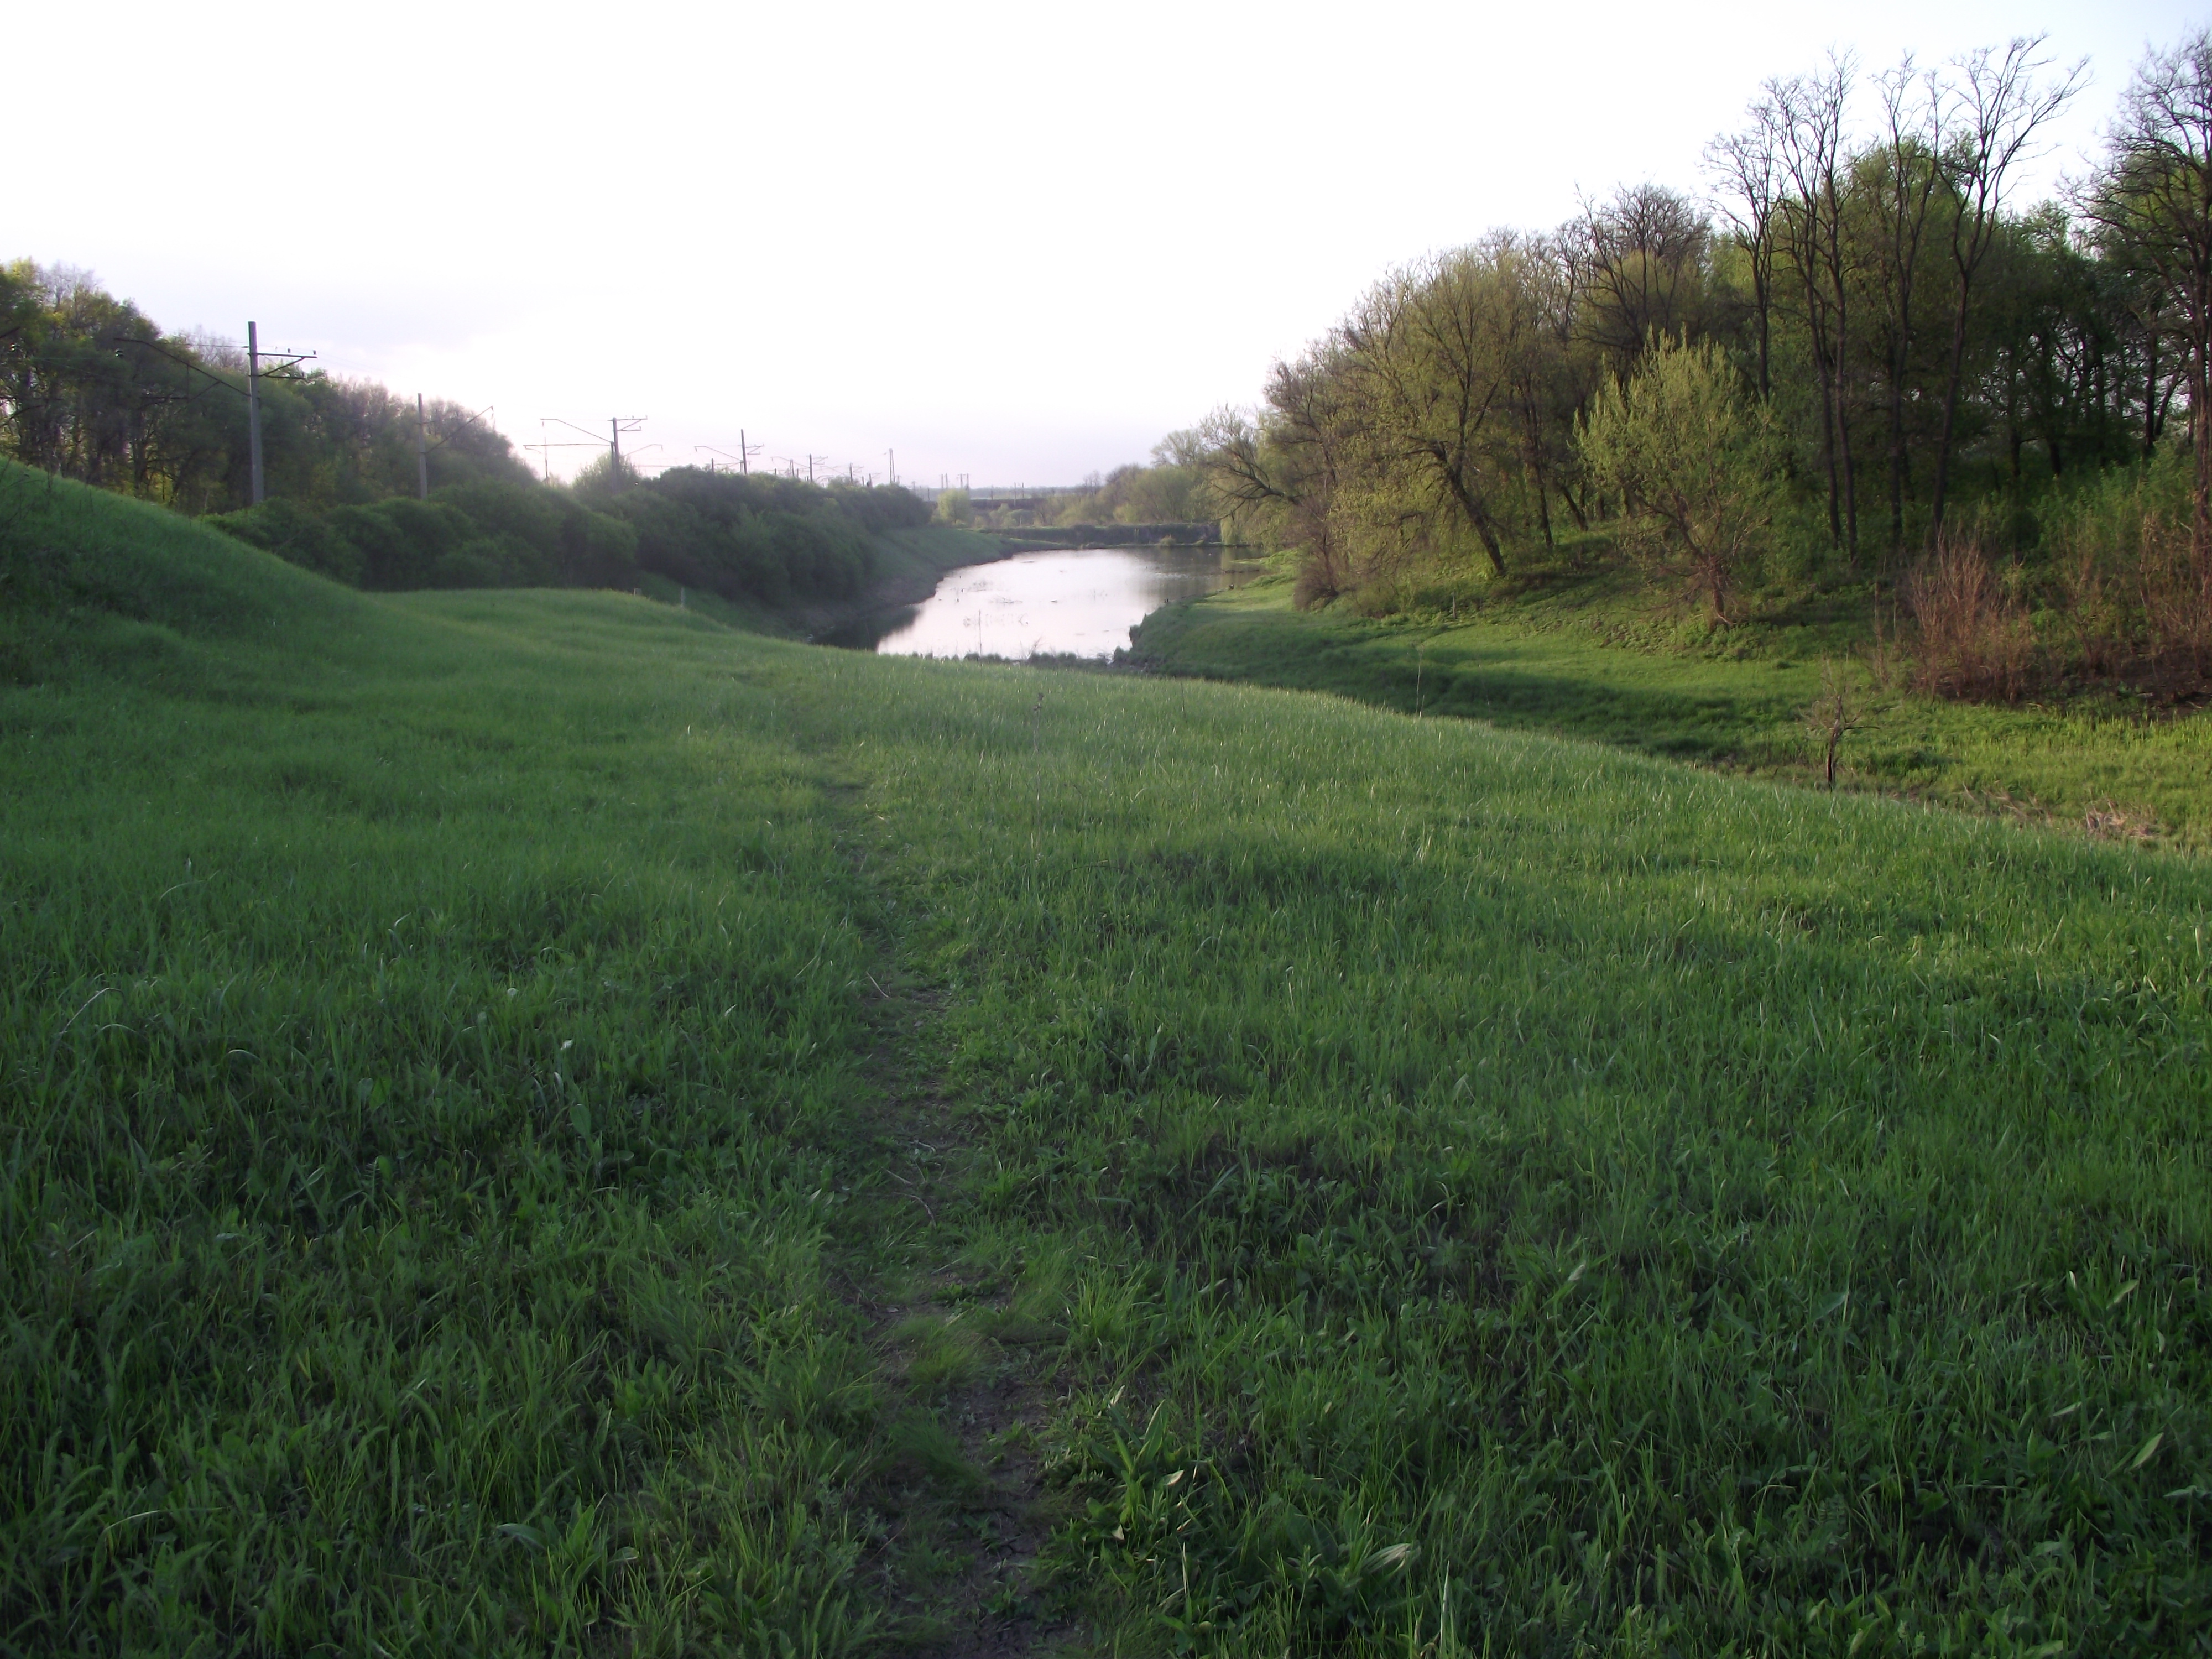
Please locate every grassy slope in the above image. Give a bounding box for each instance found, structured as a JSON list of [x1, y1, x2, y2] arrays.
[[2, 471, 922, 1650], [1131, 568, 2212, 852], [3, 467, 2210, 1653], [635, 525, 1004, 638], [633, 529, 1004, 641], [868, 525, 1007, 592]]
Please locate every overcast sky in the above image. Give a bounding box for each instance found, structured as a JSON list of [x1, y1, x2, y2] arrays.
[[12, 0, 2201, 487]]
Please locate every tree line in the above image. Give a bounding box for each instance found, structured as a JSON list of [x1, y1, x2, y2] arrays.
[[207, 458, 931, 607], [0, 262, 525, 512], [1191, 32, 2212, 697], [1, 260, 935, 610]]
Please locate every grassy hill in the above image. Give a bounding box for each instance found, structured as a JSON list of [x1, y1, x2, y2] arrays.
[[3, 465, 2209, 1653], [1132, 565, 2212, 853]]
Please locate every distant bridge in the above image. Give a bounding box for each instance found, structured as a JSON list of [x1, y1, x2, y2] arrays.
[[963, 486, 1089, 513]]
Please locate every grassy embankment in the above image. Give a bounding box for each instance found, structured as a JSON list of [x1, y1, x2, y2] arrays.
[[640, 523, 1005, 635], [3, 463, 2209, 1653], [1130, 557, 2212, 852]]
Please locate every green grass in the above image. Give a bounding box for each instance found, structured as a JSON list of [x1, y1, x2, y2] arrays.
[[4, 466, 2210, 1653], [866, 525, 1009, 593], [1131, 567, 2212, 852]]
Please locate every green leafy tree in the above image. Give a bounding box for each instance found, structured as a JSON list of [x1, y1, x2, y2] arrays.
[[1579, 336, 1782, 624]]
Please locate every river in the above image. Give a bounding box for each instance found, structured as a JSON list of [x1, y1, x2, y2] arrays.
[[822, 544, 1256, 660]]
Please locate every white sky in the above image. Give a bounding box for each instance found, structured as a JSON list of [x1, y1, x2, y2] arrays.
[[12, 0, 2201, 487]]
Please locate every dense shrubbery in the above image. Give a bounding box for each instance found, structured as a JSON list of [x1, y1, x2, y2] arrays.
[[586, 467, 929, 606], [1900, 453, 2212, 700], [210, 482, 639, 592], [206, 466, 936, 606]]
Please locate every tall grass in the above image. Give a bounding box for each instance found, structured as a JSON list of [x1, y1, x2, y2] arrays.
[[849, 665, 2212, 1652], [5, 469, 2209, 1651], [3, 476, 923, 1650]]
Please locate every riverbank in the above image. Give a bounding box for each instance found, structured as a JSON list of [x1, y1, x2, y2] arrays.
[[641, 524, 1012, 638], [818, 539, 1264, 659], [1129, 568, 2212, 852]]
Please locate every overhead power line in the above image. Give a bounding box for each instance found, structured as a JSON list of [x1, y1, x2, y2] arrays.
[[246, 322, 315, 505]]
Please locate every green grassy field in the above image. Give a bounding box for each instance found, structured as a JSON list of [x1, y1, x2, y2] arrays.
[[4, 467, 2210, 1654], [1131, 570, 2212, 853]]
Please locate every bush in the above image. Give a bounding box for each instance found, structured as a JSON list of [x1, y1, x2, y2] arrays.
[[1578, 337, 1782, 625], [435, 479, 638, 589], [2015, 457, 2212, 698], [599, 472, 879, 607], [210, 482, 637, 592], [1902, 538, 2035, 702], [204, 498, 362, 586], [206, 465, 927, 608]]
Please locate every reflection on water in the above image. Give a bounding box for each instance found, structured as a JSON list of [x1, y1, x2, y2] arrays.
[[822, 545, 1254, 660]]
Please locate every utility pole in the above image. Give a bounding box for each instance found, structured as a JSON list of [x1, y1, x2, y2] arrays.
[[416, 393, 430, 499], [807, 453, 830, 484], [241, 321, 313, 505], [695, 444, 753, 474], [741, 428, 749, 474], [536, 415, 644, 484], [247, 322, 263, 505], [605, 416, 648, 476], [886, 449, 896, 487]]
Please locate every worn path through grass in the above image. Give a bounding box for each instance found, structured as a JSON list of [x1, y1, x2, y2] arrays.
[[0, 469, 1063, 1653], [824, 817, 1081, 1655]]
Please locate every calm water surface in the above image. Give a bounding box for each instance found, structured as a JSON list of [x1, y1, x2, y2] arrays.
[[824, 545, 1253, 660]]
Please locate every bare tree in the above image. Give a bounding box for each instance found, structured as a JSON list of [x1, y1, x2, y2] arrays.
[[2080, 30, 2212, 559], [1705, 107, 1786, 400], [1802, 659, 1865, 786], [1869, 58, 1948, 556], [1771, 57, 1861, 563], [1573, 184, 1713, 371], [1929, 36, 2084, 535]]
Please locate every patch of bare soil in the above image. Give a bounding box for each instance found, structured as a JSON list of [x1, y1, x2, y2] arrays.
[[844, 968, 1088, 1656]]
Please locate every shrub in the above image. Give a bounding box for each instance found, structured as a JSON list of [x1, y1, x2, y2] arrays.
[[1902, 538, 2035, 701], [2138, 510, 2212, 681], [209, 484, 637, 593], [1578, 337, 1781, 625], [205, 498, 362, 586]]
